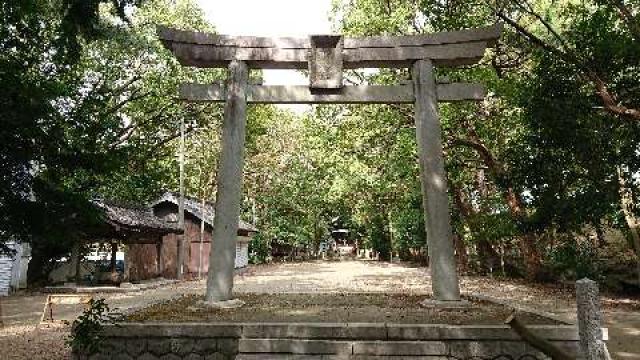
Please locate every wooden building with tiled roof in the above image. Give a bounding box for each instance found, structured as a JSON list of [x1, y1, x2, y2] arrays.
[[146, 192, 258, 279]]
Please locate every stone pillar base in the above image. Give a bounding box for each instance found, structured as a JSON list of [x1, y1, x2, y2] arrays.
[[198, 298, 245, 309], [420, 298, 470, 309]]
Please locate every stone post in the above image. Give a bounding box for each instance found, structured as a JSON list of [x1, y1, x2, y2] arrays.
[[205, 60, 249, 303], [412, 59, 461, 302], [576, 278, 608, 360]]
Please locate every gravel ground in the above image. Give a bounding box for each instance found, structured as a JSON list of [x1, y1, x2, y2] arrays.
[[128, 293, 557, 324], [1, 260, 638, 359], [0, 323, 70, 360]]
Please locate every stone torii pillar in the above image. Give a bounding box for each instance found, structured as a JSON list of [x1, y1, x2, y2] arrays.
[[413, 59, 461, 303], [158, 24, 502, 305], [206, 60, 249, 303]]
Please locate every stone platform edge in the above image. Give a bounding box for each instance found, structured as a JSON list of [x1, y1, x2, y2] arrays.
[[76, 322, 607, 359], [101, 322, 591, 341]]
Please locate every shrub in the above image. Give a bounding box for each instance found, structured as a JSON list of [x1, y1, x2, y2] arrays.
[[67, 298, 119, 355]]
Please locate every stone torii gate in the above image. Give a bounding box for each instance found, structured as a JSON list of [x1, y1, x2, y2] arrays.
[[158, 24, 501, 305]]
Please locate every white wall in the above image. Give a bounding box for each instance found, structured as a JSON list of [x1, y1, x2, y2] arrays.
[[0, 242, 29, 296], [234, 237, 250, 268], [10, 242, 30, 290], [0, 250, 13, 296]]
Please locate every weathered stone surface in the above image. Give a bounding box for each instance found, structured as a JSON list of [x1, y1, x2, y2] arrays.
[[105, 323, 242, 338], [241, 323, 386, 340], [447, 341, 500, 359], [353, 341, 447, 356], [90, 323, 584, 359], [412, 59, 461, 301], [420, 299, 470, 309], [236, 355, 325, 360], [200, 298, 245, 309], [125, 338, 148, 356], [147, 338, 172, 356], [386, 324, 441, 340], [87, 353, 111, 360], [159, 354, 182, 360], [180, 83, 486, 104], [497, 340, 526, 356], [193, 339, 217, 354], [345, 323, 388, 340], [183, 353, 204, 360], [170, 338, 195, 356], [576, 278, 605, 360], [203, 353, 228, 360], [550, 341, 580, 357], [350, 357, 449, 360], [158, 24, 502, 69], [205, 59, 249, 302], [437, 325, 515, 340], [216, 338, 239, 354], [137, 353, 160, 360], [100, 338, 126, 356], [158, 24, 502, 49], [239, 339, 352, 355], [192, 324, 242, 338], [309, 35, 343, 89], [242, 323, 344, 339], [522, 343, 551, 359], [528, 326, 581, 341]]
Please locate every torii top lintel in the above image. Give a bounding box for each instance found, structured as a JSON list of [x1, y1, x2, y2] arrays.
[[157, 24, 502, 70]]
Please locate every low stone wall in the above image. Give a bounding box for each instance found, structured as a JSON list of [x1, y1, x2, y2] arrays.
[[79, 322, 590, 359]]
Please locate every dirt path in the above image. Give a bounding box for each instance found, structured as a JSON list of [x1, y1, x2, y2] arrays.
[[239, 261, 640, 358], [1, 260, 638, 359], [234, 260, 432, 294]]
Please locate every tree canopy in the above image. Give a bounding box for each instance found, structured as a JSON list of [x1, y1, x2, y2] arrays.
[[1, 0, 639, 285]]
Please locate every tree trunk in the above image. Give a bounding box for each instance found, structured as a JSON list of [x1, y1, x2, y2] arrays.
[[475, 169, 506, 274], [505, 187, 542, 280], [618, 167, 640, 284], [595, 223, 606, 249], [519, 233, 542, 280], [453, 184, 499, 274], [452, 233, 469, 272], [68, 242, 79, 283], [452, 133, 542, 279]]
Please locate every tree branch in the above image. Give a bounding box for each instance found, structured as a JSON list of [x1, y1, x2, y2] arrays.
[[517, 0, 571, 50], [498, 10, 640, 122], [607, 0, 640, 41]]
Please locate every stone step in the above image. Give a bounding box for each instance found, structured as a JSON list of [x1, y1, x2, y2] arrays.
[[236, 356, 448, 360], [92, 322, 585, 359], [241, 323, 387, 340], [239, 339, 353, 355], [101, 322, 580, 341], [236, 338, 565, 358]]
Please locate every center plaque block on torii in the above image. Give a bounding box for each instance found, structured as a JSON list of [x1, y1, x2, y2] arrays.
[[308, 35, 343, 90], [158, 24, 502, 305]]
